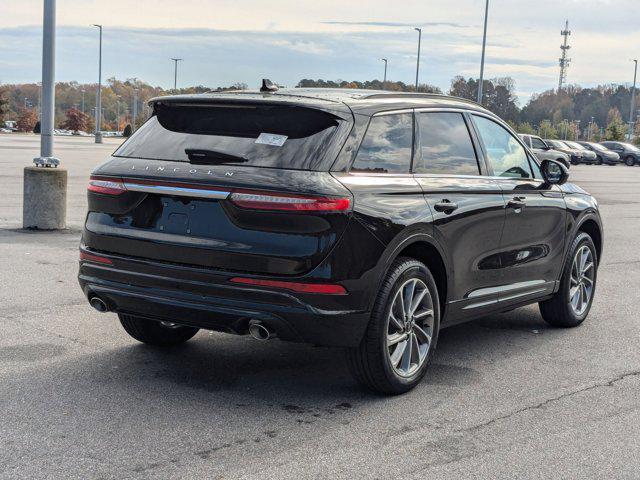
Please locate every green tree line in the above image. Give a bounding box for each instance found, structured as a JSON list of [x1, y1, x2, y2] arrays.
[[1, 76, 638, 142]]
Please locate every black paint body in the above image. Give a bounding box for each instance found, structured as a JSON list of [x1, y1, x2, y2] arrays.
[[79, 89, 603, 346]]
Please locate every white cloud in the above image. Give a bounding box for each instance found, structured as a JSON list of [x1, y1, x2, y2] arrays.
[[1, 0, 639, 103]]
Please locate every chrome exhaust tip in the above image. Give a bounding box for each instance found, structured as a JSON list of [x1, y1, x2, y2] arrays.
[[89, 296, 108, 313], [248, 320, 272, 341]]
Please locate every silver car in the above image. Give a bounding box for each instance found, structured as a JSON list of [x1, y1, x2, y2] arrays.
[[519, 134, 571, 168]]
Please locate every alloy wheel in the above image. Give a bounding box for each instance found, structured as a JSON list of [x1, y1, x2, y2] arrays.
[[569, 245, 595, 316], [387, 278, 435, 377]]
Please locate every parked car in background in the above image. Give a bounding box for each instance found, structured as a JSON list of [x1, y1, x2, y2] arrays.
[[79, 87, 603, 394], [600, 141, 640, 166], [519, 134, 570, 168], [545, 139, 583, 165], [577, 142, 621, 165], [563, 141, 598, 164]]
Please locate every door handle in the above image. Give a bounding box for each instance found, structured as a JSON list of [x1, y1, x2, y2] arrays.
[[434, 200, 458, 214], [507, 197, 526, 210]]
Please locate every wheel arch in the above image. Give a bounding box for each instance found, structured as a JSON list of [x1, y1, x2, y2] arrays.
[[576, 217, 603, 263], [378, 234, 450, 320]]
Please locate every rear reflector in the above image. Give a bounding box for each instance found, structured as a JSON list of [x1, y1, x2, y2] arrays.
[[230, 191, 351, 212], [88, 176, 127, 195], [80, 251, 113, 265], [230, 277, 347, 295]]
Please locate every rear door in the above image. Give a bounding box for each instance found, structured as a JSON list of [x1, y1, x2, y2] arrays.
[[412, 109, 506, 320], [470, 114, 566, 305], [84, 101, 354, 276]]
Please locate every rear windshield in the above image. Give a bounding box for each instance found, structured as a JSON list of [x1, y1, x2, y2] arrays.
[[114, 103, 342, 170]]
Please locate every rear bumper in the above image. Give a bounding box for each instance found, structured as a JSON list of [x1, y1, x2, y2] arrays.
[[78, 247, 371, 347]]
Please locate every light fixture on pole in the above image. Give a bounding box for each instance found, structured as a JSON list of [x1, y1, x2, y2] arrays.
[[414, 28, 422, 92], [171, 58, 183, 91], [24, 0, 67, 230], [477, 0, 489, 104], [381, 58, 388, 89], [92, 24, 103, 144], [629, 59, 638, 141]]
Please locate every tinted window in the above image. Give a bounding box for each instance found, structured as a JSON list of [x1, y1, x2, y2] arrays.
[[414, 112, 479, 175], [530, 137, 547, 149], [351, 113, 413, 173], [473, 115, 533, 179], [114, 103, 341, 171]]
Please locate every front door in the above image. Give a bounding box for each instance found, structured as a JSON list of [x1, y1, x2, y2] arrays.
[[470, 114, 566, 307]]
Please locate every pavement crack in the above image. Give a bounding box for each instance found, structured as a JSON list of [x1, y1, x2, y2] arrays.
[[457, 369, 640, 434]]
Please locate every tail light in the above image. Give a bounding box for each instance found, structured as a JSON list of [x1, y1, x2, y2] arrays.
[[230, 277, 347, 295], [229, 190, 351, 212], [88, 176, 127, 195], [80, 251, 113, 265]]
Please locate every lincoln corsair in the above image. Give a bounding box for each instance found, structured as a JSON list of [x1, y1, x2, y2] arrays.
[[79, 86, 603, 394]]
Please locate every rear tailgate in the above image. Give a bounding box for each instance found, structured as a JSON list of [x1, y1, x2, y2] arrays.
[[83, 100, 354, 276]]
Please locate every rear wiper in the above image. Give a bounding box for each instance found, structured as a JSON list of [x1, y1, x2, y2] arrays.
[[185, 149, 249, 164]]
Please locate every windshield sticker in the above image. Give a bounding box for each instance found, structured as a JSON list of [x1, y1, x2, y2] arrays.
[[256, 133, 288, 147]]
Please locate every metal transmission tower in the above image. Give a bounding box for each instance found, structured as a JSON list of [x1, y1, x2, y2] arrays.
[[558, 20, 571, 92]]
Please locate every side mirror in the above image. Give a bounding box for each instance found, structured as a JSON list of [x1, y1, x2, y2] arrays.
[[540, 159, 569, 185], [542, 145, 552, 151]]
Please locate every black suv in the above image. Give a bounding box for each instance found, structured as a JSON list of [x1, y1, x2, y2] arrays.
[[600, 141, 640, 166], [79, 87, 603, 394]]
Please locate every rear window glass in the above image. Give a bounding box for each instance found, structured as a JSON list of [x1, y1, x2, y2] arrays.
[[415, 112, 479, 175], [114, 103, 342, 171]]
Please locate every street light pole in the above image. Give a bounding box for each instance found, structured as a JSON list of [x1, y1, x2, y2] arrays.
[[132, 88, 138, 132], [381, 58, 388, 89], [36, 0, 57, 165], [171, 58, 183, 91], [414, 28, 422, 92], [629, 59, 638, 141], [81, 88, 85, 114], [92, 24, 103, 143], [477, 0, 490, 104]]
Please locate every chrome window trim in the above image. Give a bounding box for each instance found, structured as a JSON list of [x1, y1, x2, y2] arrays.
[[123, 182, 230, 199]]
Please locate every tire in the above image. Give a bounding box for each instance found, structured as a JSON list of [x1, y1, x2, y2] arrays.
[[595, 156, 603, 165], [539, 232, 598, 328], [348, 257, 440, 395], [625, 156, 636, 167], [118, 314, 199, 346]]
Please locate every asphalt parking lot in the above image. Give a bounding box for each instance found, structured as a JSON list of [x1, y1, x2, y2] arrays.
[[1, 133, 639, 479]]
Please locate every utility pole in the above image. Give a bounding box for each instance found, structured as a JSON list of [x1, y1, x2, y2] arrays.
[[381, 58, 388, 89], [92, 24, 103, 143], [629, 59, 638, 141], [170, 58, 183, 91], [588, 117, 594, 141], [25, 0, 67, 230], [477, 0, 489, 104], [414, 28, 422, 92], [558, 20, 571, 92]]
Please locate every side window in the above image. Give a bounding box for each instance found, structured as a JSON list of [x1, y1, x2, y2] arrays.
[[351, 113, 413, 173], [414, 112, 480, 175], [530, 137, 547, 149], [473, 115, 533, 179]]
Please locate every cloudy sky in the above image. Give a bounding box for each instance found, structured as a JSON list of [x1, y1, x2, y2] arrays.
[[1, 0, 639, 104]]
